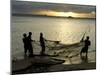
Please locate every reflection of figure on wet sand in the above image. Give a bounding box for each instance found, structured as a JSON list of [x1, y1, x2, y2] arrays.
[[80, 36, 91, 58], [80, 55, 88, 63], [27, 32, 34, 57], [40, 32, 46, 55], [22, 33, 29, 55]]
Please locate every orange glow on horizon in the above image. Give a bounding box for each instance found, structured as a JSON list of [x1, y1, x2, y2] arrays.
[[32, 10, 95, 18], [35, 10, 77, 17]]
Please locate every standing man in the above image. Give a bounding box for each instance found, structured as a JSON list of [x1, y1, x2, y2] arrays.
[[40, 32, 46, 55], [27, 32, 34, 57], [80, 36, 91, 57], [22, 33, 28, 55]]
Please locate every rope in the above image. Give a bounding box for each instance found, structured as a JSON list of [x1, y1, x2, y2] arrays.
[[32, 40, 56, 49]]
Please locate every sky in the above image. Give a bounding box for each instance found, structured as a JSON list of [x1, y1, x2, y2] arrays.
[[12, 0, 96, 18], [14, 0, 96, 5]]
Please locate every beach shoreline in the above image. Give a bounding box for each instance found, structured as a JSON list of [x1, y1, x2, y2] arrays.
[[12, 50, 96, 74], [12, 61, 96, 74]]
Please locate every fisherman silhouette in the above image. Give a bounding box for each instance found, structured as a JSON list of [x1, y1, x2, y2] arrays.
[[80, 36, 91, 57], [40, 33, 46, 55], [27, 32, 34, 57], [22, 33, 28, 55]]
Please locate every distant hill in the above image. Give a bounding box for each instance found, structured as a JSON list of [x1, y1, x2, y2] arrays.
[[12, 13, 96, 19]]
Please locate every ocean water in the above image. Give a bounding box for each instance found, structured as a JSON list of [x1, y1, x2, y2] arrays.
[[11, 16, 96, 61]]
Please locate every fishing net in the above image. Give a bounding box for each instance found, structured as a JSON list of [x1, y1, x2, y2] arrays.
[[32, 40, 84, 58]]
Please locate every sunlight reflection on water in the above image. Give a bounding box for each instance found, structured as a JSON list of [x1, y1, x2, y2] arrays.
[[12, 16, 96, 59]]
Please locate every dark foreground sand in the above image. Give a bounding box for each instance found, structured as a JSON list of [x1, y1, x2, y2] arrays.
[[12, 56, 96, 74], [12, 50, 96, 74], [48, 62, 96, 72], [12, 61, 96, 74]]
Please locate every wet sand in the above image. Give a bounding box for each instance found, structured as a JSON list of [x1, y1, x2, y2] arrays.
[[12, 56, 65, 73], [12, 51, 96, 74], [49, 62, 96, 72], [12, 62, 96, 74]]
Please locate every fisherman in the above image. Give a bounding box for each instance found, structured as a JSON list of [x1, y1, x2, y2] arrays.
[[40, 32, 46, 55], [80, 36, 91, 57], [27, 32, 34, 57], [22, 33, 28, 55]]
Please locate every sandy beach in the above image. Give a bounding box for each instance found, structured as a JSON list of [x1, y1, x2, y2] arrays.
[[12, 62, 95, 74], [12, 51, 96, 74], [48, 62, 96, 72]]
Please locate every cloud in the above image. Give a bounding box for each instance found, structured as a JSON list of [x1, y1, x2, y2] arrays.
[[12, 1, 96, 15]]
